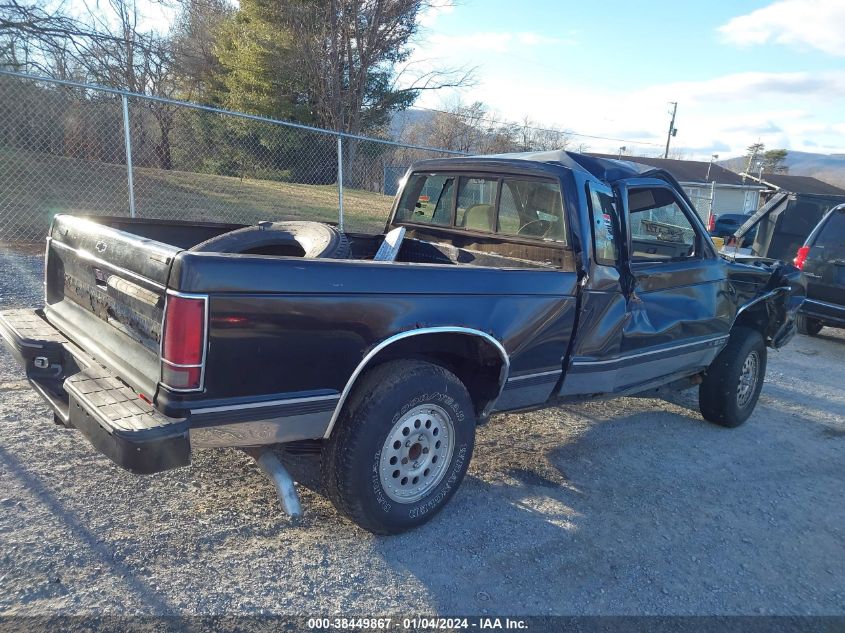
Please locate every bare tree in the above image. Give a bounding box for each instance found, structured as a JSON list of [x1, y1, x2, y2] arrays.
[[286, 0, 473, 136], [518, 116, 570, 151], [400, 100, 572, 156], [0, 0, 112, 75]]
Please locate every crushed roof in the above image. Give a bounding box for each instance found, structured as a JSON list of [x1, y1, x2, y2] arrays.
[[587, 153, 754, 186]]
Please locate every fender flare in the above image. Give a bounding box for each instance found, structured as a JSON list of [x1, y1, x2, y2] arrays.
[[322, 327, 510, 439]]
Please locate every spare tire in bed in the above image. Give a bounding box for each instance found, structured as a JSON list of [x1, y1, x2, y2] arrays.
[[189, 221, 350, 258]]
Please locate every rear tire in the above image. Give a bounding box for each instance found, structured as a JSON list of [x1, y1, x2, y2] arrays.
[[797, 315, 823, 336], [699, 327, 767, 428], [321, 360, 476, 534]]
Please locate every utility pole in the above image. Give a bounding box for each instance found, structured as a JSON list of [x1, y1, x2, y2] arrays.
[[706, 153, 719, 181], [663, 101, 678, 159], [742, 140, 762, 184]]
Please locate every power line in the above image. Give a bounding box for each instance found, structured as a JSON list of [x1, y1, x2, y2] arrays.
[[411, 104, 664, 147]]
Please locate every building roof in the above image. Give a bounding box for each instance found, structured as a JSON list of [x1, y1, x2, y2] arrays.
[[588, 153, 755, 187], [743, 173, 845, 196]]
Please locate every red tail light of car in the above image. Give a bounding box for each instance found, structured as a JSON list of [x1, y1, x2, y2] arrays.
[[707, 213, 716, 232], [161, 293, 207, 391], [793, 246, 810, 270]]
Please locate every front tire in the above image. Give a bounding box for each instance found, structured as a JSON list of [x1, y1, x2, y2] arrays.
[[699, 327, 767, 428], [321, 360, 476, 534], [797, 315, 823, 336]]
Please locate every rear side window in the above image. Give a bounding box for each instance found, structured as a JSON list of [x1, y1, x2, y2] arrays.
[[498, 179, 566, 241], [814, 208, 845, 249], [394, 173, 454, 226], [588, 184, 619, 265]]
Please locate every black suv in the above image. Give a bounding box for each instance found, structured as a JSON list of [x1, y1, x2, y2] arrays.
[[794, 203, 845, 335], [708, 212, 756, 247]]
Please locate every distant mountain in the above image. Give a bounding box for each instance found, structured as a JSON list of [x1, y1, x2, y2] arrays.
[[719, 151, 845, 188], [389, 109, 435, 140]]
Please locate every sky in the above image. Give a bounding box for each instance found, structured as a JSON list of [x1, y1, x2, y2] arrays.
[[407, 0, 845, 159], [100, 0, 845, 161]]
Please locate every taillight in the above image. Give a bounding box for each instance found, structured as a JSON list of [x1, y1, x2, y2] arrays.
[[793, 246, 810, 270], [161, 293, 207, 391], [707, 214, 716, 232]]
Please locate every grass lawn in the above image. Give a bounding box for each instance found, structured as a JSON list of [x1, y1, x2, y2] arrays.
[[0, 147, 394, 243]]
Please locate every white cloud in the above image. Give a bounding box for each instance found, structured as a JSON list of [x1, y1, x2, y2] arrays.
[[406, 4, 845, 159], [633, 70, 845, 104], [718, 0, 845, 56], [415, 69, 845, 158]]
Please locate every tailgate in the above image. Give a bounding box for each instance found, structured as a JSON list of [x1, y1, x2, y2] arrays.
[[43, 215, 181, 396]]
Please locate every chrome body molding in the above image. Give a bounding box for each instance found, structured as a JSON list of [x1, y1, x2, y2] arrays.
[[189, 392, 340, 447], [506, 369, 562, 383], [322, 326, 510, 439], [190, 418, 327, 448], [190, 393, 340, 415], [570, 334, 730, 367], [496, 368, 563, 411], [43, 235, 51, 302]]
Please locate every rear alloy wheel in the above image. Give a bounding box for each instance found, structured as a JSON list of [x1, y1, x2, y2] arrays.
[[699, 327, 767, 428], [379, 404, 455, 504], [797, 315, 823, 336], [321, 359, 476, 534]]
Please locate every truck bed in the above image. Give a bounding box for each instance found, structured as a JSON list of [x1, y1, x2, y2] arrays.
[[8, 214, 578, 472]]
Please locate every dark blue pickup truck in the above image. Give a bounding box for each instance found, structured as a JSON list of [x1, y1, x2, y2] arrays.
[[0, 151, 804, 534]]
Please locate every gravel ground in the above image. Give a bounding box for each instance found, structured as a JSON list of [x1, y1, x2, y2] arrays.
[[0, 248, 843, 616]]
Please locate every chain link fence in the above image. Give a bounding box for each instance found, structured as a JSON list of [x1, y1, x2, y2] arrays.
[[682, 185, 716, 224], [0, 70, 463, 244]]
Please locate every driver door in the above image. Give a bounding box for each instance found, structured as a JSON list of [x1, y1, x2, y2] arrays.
[[560, 178, 732, 396], [614, 179, 732, 388]]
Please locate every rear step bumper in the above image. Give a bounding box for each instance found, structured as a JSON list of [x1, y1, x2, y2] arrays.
[[0, 308, 189, 474]]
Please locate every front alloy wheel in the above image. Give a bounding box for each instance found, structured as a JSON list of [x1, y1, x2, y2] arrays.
[[736, 349, 760, 410], [699, 326, 767, 428]]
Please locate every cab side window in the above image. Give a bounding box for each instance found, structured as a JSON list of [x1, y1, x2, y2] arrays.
[[627, 187, 698, 261]]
